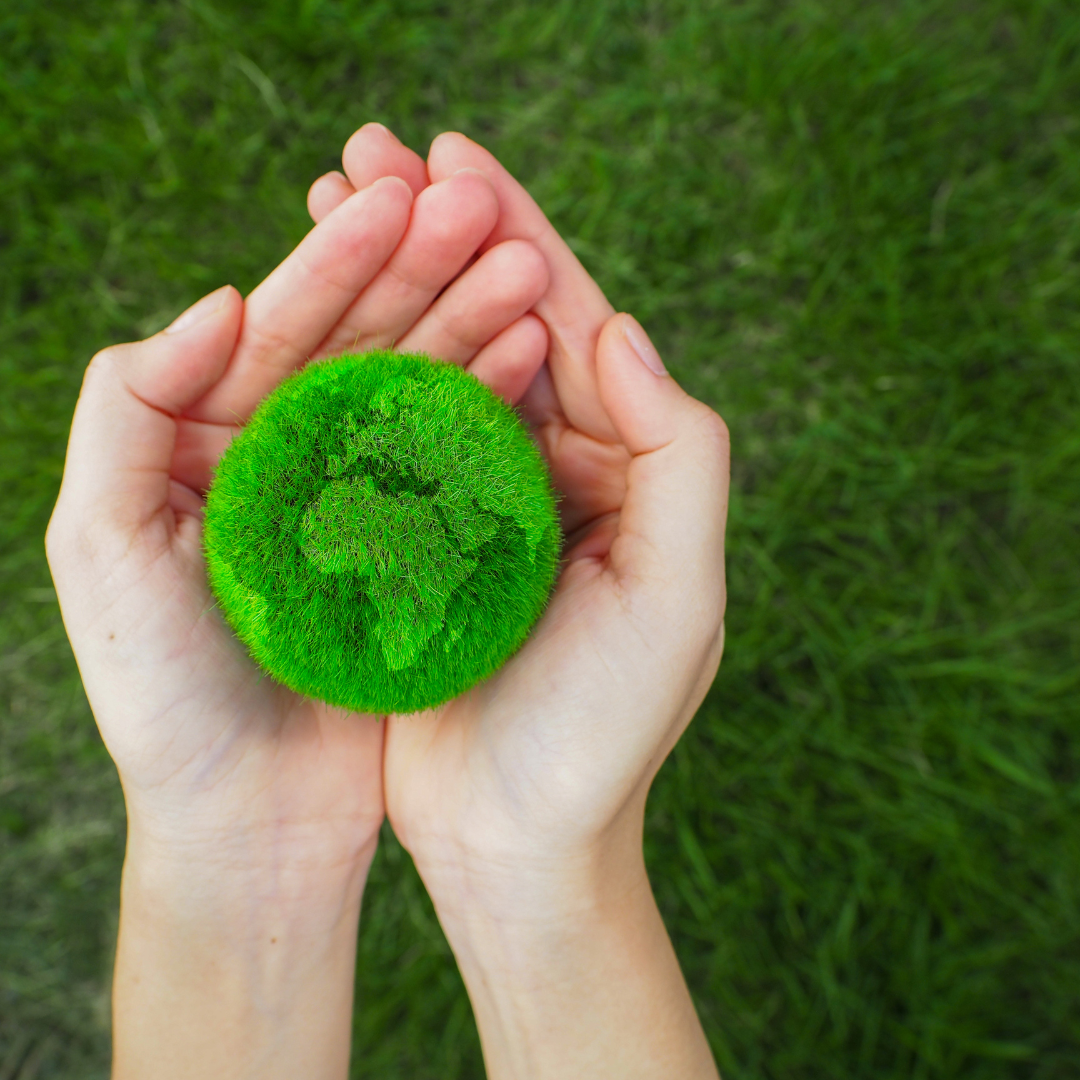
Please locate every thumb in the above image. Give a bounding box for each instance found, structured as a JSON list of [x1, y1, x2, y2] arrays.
[[595, 313, 730, 620], [51, 285, 242, 544]]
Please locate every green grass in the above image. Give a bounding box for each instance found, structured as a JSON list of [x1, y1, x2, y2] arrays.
[[2, 0, 1079, 1076]]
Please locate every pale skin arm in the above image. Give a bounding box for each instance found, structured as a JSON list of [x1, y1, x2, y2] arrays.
[[310, 129, 727, 1079], [46, 124, 552, 1080], [421, 821, 722, 1078], [111, 829, 372, 1080], [50, 118, 726, 1077]]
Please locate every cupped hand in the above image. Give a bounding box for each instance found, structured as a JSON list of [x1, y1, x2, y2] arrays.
[[46, 153, 551, 886], [310, 130, 730, 906]]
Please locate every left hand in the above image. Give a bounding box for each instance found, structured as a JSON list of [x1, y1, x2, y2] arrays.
[[48, 143, 550, 879]]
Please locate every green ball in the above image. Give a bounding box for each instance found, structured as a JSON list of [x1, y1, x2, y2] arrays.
[[203, 349, 561, 714]]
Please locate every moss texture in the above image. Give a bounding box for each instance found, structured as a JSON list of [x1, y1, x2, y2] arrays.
[[203, 349, 561, 714]]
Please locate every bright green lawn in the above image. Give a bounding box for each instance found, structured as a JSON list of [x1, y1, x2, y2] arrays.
[[2, 0, 1079, 1076]]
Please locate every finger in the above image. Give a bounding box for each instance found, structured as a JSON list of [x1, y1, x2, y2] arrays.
[[171, 317, 547, 497], [172, 416, 240, 495], [342, 121, 429, 199], [516, 362, 630, 539], [307, 170, 355, 223], [395, 239, 549, 365], [595, 313, 729, 617], [311, 168, 499, 359], [427, 132, 618, 441], [517, 357, 562, 432], [308, 120, 429, 224], [173, 321, 548, 498], [52, 286, 243, 541], [186, 176, 413, 425], [464, 313, 549, 406]]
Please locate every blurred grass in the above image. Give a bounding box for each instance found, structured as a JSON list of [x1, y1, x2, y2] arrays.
[[2, 0, 1079, 1076]]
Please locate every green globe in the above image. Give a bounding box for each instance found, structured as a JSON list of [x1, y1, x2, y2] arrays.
[[203, 349, 561, 714]]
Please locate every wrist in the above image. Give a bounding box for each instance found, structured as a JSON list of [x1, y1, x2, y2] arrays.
[[406, 807, 718, 1078], [417, 821, 647, 938], [403, 788, 648, 929], [122, 787, 384, 910], [418, 836, 717, 1079], [112, 824, 376, 1080], [122, 822, 377, 933], [431, 847, 655, 1005]]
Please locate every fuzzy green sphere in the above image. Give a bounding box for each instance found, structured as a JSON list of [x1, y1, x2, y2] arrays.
[[203, 349, 561, 714]]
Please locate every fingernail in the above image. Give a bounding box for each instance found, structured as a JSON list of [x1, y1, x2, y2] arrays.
[[369, 122, 401, 144], [622, 315, 668, 376], [164, 286, 229, 335]]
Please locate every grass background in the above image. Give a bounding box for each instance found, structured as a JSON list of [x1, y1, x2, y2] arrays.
[[2, 0, 1079, 1075]]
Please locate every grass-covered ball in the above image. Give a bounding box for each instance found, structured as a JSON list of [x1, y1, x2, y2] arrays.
[[203, 349, 561, 714]]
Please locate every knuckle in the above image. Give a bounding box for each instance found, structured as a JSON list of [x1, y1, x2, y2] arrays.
[[692, 403, 730, 448], [82, 343, 129, 392], [43, 508, 67, 566], [82, 347, 111, 385], [684, 405, 730, 487]]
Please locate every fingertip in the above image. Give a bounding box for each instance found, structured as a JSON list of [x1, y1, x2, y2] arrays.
[[515, 310, 549, 344], [343, 123, 429, 197], [451, 164, 493, 181], [618, 314, 668, 377], [220, 282, 243, 307], [487, 238, 550, 297], [445, 166, 500, 215], [139, 288, 244, 413], [344, 121, 400, 152], [429, 130, 469, 155], [415, 167, 500, 244], [324, 175, 414, 243], [308, 170, 355, 223], [427, 132, 499, 183], [373, 172, 416, 200], [595, 313, 698, 456], [365, 121, 401, 144], [465, 313, 549, 405], [342, 122, 387, 161], [212, 283, 244, 328], [369, 175, 416, 225]]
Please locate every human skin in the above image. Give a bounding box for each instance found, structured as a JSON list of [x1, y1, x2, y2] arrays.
[[46, 119, 729, 1078], [45, 137, 552, 1080], [309, 129, 729, 1078]]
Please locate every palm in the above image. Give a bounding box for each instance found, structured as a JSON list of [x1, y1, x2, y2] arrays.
[[88, 510, 387, 852], [381, 348, 694, 870], [54, 130, 552, 861]]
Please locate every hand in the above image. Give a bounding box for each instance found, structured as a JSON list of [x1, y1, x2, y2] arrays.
[[310, 128, 729, 912], [310, 130, 728, 1078], [46, 145, 550, 1079]]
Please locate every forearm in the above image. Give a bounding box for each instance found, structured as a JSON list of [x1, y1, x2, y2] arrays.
[[423, 834, 720, 1080], [111, 824, 375, 1080]]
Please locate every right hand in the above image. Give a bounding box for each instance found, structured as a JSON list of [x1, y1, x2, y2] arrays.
[[309, 130, 730, 910], [310, 127, 727, 1080]]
